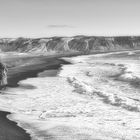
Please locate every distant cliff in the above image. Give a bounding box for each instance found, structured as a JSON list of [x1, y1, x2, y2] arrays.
[[0, 36, 140, 54]]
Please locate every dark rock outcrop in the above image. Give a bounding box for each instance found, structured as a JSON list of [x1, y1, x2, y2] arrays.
[[0, 36, 140, 54], [0, 62, 7, 88]]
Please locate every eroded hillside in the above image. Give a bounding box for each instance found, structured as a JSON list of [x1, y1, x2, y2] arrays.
[[0, 36, 140, 54]]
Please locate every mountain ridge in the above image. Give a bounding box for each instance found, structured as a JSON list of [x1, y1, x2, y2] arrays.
[[0, 36, 140, 54]]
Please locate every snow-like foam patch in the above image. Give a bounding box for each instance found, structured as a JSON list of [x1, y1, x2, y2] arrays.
[[128, 51, 135, 55], [119, 72, 139, 81], [115, 62, 140, 86]]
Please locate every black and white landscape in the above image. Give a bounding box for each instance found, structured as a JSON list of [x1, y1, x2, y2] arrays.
[[0, 37, 140, 140], [0, 0, 140, 140]]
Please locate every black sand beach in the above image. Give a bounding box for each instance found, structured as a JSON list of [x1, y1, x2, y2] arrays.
[[0, 55, 70, 140], [0, 111, 30, 140], [7, 56, 70, 87]]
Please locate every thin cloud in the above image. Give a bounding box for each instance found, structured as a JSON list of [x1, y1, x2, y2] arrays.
[[47, 25, 75, 28]]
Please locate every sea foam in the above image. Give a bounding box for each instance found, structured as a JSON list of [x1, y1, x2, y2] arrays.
[[0, 51, 140, 140]]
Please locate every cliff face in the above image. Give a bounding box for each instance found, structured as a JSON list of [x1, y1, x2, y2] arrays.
[[0, 36, 140, 54]]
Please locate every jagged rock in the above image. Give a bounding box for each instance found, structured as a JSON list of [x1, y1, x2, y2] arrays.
[[0, 62, 8, 88]]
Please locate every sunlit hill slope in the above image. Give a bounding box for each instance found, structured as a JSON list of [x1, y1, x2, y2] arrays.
[[0, 36, 140, 54]]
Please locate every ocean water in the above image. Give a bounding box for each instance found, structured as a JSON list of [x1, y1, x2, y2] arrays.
[[0, 50, 140, 140]]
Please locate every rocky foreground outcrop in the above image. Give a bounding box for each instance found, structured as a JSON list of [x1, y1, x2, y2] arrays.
[[0, 36, 140, 54], [0, 62, 7, 88]]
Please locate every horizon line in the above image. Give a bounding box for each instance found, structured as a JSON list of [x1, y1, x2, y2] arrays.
[[1, 34, 140, 39]]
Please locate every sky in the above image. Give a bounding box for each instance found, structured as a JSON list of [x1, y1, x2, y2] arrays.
[[0, 0, 140, 37]]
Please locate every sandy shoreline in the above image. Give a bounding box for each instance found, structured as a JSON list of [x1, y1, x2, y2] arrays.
[[0, 56, 70, 140], [0, 111, 30, 140]]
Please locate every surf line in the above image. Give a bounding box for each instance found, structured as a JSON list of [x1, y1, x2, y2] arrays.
[[0, 57, 71, 140]]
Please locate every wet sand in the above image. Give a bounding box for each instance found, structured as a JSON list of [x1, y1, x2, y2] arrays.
[[0, 111, 30, 140], [0, 55, 70, 140], [7, 56, 70, 87]]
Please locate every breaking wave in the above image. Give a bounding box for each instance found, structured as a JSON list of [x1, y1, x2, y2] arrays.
[[115, 64, 140, 88], [59, 52, 140, 113], [67, 76, 140, 112]]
